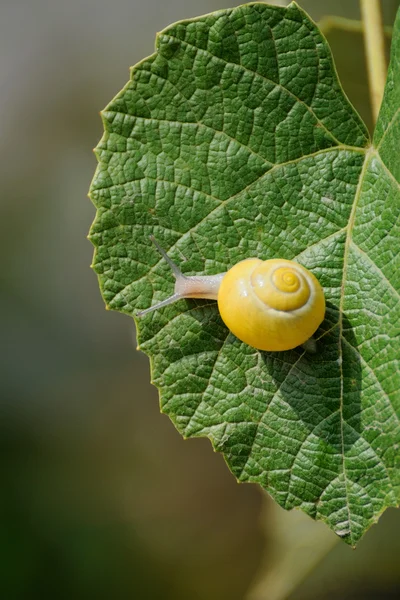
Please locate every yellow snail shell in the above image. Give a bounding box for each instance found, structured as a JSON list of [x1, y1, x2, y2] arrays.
[[217, 257, 325, 351]]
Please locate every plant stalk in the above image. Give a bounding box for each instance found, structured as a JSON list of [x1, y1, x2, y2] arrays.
[[360, 0, 387, 123]]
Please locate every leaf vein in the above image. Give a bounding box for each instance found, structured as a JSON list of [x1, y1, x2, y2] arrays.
[[163, 33, 344, 147]]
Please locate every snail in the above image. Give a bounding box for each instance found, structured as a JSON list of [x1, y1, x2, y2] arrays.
[[137, 236, 326, 352]]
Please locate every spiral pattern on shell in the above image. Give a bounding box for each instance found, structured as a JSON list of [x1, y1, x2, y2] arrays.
[[217, 258, 325, 352]]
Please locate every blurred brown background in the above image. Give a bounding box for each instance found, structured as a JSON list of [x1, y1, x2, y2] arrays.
[[1, 1, 399, 598]]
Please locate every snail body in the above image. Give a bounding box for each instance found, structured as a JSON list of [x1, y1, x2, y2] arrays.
[[137, 237, 325, 352]]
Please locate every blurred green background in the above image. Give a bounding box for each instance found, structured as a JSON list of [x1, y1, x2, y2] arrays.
[[1, 1, 399, 598]]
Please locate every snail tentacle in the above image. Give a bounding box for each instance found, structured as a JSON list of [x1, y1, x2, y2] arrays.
[[136, 237, 225, 317]]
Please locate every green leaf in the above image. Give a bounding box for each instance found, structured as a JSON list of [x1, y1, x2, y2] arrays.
[[89, 2, 400, 546]]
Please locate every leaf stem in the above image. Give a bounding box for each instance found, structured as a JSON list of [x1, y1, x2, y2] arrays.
[[360, 0, 387, 123], [318, 15, 392, 37]]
